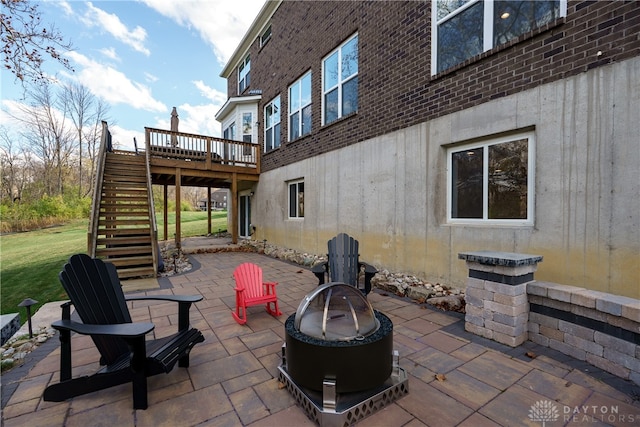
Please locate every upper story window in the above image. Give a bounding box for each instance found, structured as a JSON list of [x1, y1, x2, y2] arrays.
[[432, 0, 566, 74], [288, 180, 304, 219], [238, 55, 250, 93], [322, 33, 358, 125], [447, 131, 535, 225], [260, 25, 272, 47], [264, 96, 281, 152], [289, 71, 312, 141]]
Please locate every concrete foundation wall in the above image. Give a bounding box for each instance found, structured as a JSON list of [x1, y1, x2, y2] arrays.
[[250, 57, 640, 299]]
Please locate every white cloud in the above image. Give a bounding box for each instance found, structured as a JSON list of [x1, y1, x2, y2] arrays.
[[55, 0, 74, 17], [193, 80, 227, 104], [99, 47, 120, 61], [144, 72, 159, 83], [141, 0, 265, 64], [81, 2, 151, 56], [152, 103, 221, 138], [109, 124, 144, 152], [64, 51, 166, 112]]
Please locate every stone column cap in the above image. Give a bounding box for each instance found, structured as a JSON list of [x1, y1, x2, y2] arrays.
[[458, 251, 543, 267]]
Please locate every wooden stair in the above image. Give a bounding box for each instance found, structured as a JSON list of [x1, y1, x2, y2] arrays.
[[95, 152, 156, 279]]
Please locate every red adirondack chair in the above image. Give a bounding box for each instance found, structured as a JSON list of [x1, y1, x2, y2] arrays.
[[232, 262, 282, 325]]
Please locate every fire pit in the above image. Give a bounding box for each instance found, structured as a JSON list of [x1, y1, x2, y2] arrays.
[[278, 283, 408, 426]]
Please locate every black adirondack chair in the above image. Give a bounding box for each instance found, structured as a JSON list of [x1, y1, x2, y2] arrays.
[[312, 233, 378, 294], [43, 254, 205, 410]]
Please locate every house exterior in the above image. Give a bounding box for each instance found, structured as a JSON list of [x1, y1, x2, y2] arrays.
[[216, 1, 640, 299]]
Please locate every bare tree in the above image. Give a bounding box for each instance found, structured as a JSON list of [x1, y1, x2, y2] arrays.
[[13, 82, 74, 195], [62, 82, 109, 197], [1, 0, 73, 87]]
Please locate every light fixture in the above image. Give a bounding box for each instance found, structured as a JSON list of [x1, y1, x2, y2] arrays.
[[501, 11, 510, 19]]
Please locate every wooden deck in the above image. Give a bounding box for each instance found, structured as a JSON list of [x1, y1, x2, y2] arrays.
[[143, 127, 260, 246]]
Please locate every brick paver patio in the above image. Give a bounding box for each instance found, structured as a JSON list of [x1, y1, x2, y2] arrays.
[[2, 251, 639, 426]]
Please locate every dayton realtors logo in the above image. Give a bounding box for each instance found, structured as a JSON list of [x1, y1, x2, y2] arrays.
[[529, 400, 638, 425], [529, 400, 560, 426]]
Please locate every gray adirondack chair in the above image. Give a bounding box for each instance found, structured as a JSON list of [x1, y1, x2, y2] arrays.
[[312, 233, 378, 294]]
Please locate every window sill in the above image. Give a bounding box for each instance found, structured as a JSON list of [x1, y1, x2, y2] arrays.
[[444, 220, 534, 228]]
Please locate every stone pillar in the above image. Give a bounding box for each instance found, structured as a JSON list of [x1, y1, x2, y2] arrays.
[[458, 251, 543, 347]]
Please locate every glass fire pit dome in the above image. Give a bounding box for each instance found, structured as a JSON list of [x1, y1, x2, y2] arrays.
[[294, 282, 379, 341]]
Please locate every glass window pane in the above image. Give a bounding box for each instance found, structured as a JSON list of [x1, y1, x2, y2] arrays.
[[494, 1, 560, 46], [302, 105, 312, 136], [437, 0, 473, 21], [266, 128, 273, 151], [265, 105, 272, 128], [488, 139, 528, 219], [290, 81, 300, 112], [273, 98, 280, 123], [451, 148, 483, 218], [243, 113, 252, 135], [290, 111, 300, 140], [325, 89, 338, 124], [298, 183, 304, 217], [342, 76, 358, 116], [301, 73, 312, 106], [341, 36, 358, 80], [274, 123, 281, 148], [324, 52, 339, 91], [437, 1, 483, 73], [289, 184, 296, 217]]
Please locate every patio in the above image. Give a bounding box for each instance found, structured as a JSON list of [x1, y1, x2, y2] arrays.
[[2, 251, 639, 426]]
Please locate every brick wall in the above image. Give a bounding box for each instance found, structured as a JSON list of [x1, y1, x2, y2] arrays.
[[230, 1, 639, 172]]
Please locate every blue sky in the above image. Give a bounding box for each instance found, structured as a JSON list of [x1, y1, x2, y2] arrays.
[[1, 0, 265, 151]]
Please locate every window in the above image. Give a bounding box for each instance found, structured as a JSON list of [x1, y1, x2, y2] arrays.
[[448, 131, 534, 225], [223, 122, 236, 140], [260, 25, 272, 47], [322, 33, 358, 125], [289, 72, 312, 140], [242, 113, 252, 155], [288, 180, 304, 218], [238, 55, 250, 93], [433, 0, 565, 74], [264, 96, 281, 152]]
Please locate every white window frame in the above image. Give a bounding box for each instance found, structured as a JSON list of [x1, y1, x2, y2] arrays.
[[446, 131, 535, 226], [260, 25, 272, 47], [431, 0, 567, 75], [264, 96, 281, 152], [288, 180, 304, 219], [322, 33, 358, 125], [288, 71, 312, 141], [238, 55, 250, 93]]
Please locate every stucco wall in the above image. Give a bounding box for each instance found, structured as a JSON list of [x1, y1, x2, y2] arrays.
[[251, 57, 640, 299]]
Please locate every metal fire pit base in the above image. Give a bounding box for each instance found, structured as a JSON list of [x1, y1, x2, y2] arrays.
[[278, 345, 409, 426]]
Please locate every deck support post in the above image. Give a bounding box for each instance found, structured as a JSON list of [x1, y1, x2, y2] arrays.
[[207, 185, 212, 235], [163, 184, 168, 241], [175, 168, 182, 249], [231, 173, 238, 244]]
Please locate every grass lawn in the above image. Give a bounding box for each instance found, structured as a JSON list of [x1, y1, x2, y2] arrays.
[[1, 211, 228, 319]]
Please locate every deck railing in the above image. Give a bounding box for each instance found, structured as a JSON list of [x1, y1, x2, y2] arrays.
[[88, 121, 111, 256], [145, 127, 259, 171]]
